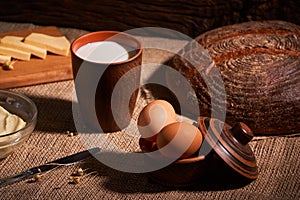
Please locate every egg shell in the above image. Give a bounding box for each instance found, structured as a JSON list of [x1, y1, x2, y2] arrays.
[[156, 122, 202, 159], [137, 100, 176, 142]]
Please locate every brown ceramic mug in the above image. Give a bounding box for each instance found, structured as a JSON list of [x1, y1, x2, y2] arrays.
[[71, 31, 142, 132]]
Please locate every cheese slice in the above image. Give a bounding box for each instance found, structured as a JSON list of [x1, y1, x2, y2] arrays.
[[0, 46, 30, 61], [1, 36, 24, 42], [0, 55, 11, 64], [24, 33, 70, 56], [1, 36, 47, 59]]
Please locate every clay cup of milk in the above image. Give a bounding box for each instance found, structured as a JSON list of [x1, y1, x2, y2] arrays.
[[71, 31, 142, 132]]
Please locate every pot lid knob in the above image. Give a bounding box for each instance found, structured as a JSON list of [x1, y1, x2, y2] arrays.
[[230, 122, 253, 145]]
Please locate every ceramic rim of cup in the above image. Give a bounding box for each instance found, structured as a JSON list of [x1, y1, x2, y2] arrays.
[[71, 30, 142, 65]]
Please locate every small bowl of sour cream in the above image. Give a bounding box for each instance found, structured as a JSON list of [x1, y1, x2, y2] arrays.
[[0, 89, 37, 159]]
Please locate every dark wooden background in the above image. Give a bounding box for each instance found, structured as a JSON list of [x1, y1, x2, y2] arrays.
[[0, 0, 299, 38]]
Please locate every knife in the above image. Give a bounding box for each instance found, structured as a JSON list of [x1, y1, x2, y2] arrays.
[[0, 147, 100, 187]]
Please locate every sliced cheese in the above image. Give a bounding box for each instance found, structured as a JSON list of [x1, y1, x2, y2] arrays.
[[1, 36, 47, 59], [24, 33, 70, 56], [1, 36, 24, 42], [0, 46, 30, 61], [0, 55, 11, 64]]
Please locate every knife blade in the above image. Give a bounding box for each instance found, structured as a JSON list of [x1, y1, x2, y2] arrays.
[[0, 147, 100, 187]]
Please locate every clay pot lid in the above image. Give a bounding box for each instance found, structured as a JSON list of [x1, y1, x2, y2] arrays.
[[198, 117, 258, 179]]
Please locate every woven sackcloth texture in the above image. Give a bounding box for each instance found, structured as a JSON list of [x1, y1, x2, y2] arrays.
[[0, 22, 299, 200]]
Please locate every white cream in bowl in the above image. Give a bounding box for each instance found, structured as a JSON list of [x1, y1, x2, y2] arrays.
[[0, 105, 26, 135]]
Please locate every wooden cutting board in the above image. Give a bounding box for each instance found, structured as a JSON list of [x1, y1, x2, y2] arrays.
[[0, 26, 73, 88]]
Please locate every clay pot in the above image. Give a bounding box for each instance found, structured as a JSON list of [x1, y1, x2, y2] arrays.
[[139, 117, 258, 187], [71, 31, 142, 132]]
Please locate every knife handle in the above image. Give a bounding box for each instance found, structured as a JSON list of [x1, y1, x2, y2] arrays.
[[0, 170, 33, 187]]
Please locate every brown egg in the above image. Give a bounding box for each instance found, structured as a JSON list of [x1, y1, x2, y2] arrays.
[[137, 100, 176, 142], [156, 122, 202, 159]]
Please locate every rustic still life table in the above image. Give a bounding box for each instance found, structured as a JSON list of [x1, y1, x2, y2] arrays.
[[0, 21, 299, 200]]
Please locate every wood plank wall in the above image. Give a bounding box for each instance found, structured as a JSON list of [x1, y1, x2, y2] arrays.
[[0, 0, 299, 38]]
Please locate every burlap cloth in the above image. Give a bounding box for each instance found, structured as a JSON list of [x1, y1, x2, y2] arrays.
[[0, 22, 299, 200]]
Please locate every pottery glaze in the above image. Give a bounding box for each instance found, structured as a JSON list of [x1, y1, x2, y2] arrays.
[[139, 117, 258, 187], [71, 31, 142, 132]]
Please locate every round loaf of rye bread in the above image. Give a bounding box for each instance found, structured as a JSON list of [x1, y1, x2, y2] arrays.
[[167, 20, 300, 135]]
